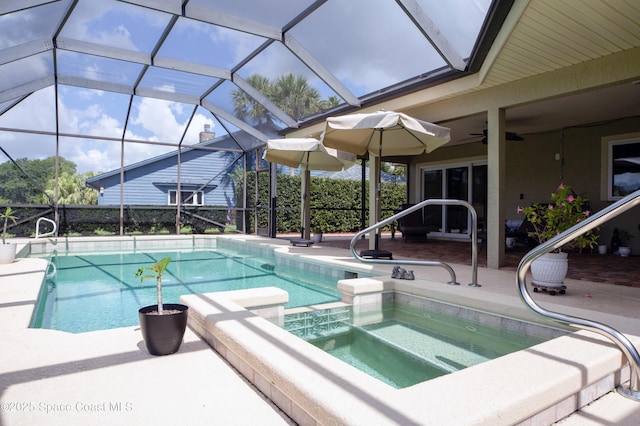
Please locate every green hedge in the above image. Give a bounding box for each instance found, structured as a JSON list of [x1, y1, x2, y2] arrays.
[[3, 174, 406, 237], [240, 172, 406, 234]]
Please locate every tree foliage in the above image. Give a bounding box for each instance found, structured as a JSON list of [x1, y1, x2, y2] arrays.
[[0, 157, 73, 203], [231, 72, 340, 127], [0, 156, 97, 205], [239, 171, 406, 234], [43, 171, 98, 205]]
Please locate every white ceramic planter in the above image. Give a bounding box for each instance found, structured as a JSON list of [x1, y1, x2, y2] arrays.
[[312, 232, 323, 243], [0, 242, 17, 264], [618, 246, 631, 257], [530, 252, 568, 288]]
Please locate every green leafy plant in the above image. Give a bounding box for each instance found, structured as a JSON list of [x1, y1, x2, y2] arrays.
[[518, 184, 599, 252], [1, 207, 17, 244], [618, 229, 633, 245], [135, 257, 171, 315]]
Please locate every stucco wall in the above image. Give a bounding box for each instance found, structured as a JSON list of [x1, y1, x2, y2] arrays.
[[411, 116, 640, 253]]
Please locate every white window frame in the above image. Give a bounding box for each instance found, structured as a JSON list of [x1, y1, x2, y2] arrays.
[[602, 134, 640, 201], [168, 189, 204, 206]]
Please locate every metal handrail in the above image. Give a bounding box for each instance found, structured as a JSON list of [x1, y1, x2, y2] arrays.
[[349, 199, 480, 287], [35, 217, 57, 239], [516, 189, 640, 400]]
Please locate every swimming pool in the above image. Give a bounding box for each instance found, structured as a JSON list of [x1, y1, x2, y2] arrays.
[[284, 298, 565, 388], [31, 246, 343, 333]]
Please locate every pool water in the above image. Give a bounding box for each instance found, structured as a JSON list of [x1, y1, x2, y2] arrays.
[[285, 301, 562, 388], [32, 248, 341, 333]]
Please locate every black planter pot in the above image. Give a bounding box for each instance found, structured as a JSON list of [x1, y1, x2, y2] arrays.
[[138, 303, 189, 356]]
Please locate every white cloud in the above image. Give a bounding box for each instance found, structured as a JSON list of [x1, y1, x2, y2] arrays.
[[130, 97, 185, 143], [62, 1, 140, 51], [0, 85, 209, 174]]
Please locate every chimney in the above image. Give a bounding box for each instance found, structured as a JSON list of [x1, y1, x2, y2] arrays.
[[200, 124, 215, 143]]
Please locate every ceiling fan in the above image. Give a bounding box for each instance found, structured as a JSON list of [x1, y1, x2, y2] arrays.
[[468, 129, 524, 144]]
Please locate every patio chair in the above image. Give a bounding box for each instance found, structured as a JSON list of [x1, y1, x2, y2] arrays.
[[505, 218, 537, 248], [397, 204, 431, 242]]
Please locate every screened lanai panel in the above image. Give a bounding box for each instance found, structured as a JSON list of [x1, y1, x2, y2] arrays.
[[57, 87, 133, 138], [138, 67, 220, 100], [58, 136, 121, 177], [58, 0, 172, 53], [236, 42, 342, 119], [416, 0, 492, 59], [0, 53, 53, 95], [0, 133, 56, 205], [188, 0, 315, 28], [176, 145, 243, 213], [156, 17, 266, 71], [288, 0, 450, 97], [188, 109, 247, 152], [205, 80, 288, 138], [0, 100, 16, 117], [0, 0, 500, 153], [125, 96, 193, 147], [190, 107, 267, 154], [0, 87, 56, 132], [0, 1, 65, 47], [56, 50, 144, 89], [113, 141, 241, 208]]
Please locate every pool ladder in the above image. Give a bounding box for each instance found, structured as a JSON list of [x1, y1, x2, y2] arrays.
[[517, 189, 640, 400], [349, 199, 480, 287], [35, 217, 57, 239]]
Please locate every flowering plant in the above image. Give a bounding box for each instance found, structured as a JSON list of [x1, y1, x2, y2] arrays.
[[517, 184, 599, 252]]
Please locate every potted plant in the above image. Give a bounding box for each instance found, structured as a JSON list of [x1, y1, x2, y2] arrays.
[[0, 207, 18, 264], [518, 184, 598, 293], [617, 229, 633, 257], [135, 257, 188, 355], [312, 227, 323, 243]]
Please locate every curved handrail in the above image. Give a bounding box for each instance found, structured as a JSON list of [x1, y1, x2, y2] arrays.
[[516, 189, 640, 400], [45, 261, 57, 279], [35, 217, 57, 239], [349, 199, 480, 286]]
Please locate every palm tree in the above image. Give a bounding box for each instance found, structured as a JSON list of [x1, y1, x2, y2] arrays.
[[270, 73, 321, 120], [43, 171, 98, 205], [232, 74, 273, 127], [231, 73, 340, 125], [319, 96, 341, 110]]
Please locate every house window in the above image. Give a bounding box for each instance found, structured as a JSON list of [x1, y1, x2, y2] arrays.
[[168, 190, 204, 206], [608, 138, 640, 199]]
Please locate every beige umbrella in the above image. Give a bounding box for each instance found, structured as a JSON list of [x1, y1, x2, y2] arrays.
[[322, 110, 450, 252], [264, 138, 355, 240]]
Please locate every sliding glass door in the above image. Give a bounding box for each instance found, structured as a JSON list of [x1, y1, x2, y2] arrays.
[[421, 162, 487, 238]]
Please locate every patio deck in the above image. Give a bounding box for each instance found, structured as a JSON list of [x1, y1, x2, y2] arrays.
[[317, 233, 640, 288], [1, 235, 639, 425]]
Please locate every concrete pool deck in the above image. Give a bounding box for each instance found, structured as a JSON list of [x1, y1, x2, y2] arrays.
[[1, 235, 640, 425]]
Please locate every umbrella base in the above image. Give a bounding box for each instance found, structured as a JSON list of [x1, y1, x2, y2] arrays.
[[359, 249, 393, 259], [291, 239, 314, 247]]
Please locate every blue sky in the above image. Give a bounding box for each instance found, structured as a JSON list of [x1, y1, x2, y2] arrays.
[[0, 0, 490, 174]]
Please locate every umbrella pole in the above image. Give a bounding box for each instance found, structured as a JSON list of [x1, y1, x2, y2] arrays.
[[375, 132, 383, 250], [361, 133, 392, 259], [301, 166, 311, 240]]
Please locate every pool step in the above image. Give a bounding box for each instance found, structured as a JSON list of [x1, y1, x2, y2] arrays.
[[360, 320, 493, 373], [309, 327, 450, 388]]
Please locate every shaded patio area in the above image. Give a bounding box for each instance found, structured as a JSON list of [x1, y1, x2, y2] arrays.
[[315, 233, 640, 288]]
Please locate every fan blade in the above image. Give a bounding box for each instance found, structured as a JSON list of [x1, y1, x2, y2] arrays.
[[506, 132, 524, 141]]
